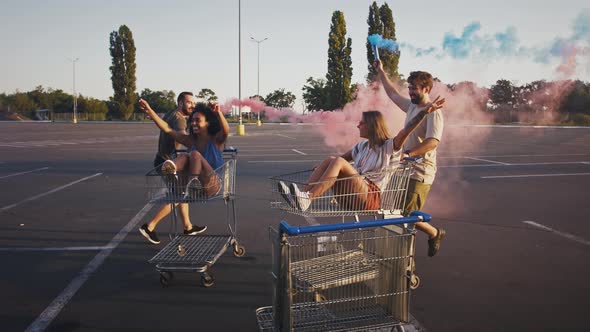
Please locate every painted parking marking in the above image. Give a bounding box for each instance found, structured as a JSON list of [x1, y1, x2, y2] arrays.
[[0, 245, 115, 252], [1, 173, 102, 211], [292, 149, 307, 155], [522, 221, 590, 246], [24, 202, 154, 332], [481, 172, 590, 179], [440, 161, 589, 168], [0, 167, 49, 180], [276, 134, 296, 139], [464, 156, 510, 165], [248, 160, 321, 163]]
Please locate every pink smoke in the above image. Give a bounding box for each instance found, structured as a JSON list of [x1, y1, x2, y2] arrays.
[[555, 43, 579, 78]]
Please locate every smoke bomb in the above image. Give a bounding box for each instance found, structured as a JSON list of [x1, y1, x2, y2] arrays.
[[374, 45, 380, 61]]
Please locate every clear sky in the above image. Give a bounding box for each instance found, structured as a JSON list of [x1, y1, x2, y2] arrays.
[[1, 0, 588, 111]]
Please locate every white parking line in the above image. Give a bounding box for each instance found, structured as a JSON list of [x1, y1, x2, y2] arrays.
[[464, 157, 510, 165], [482, 173, 590, 179], [522, 221, 590, 246], [248, 160, 321, 163], [1, 173, 102, 211], [0, 167, 49, 179], [24, 202, 154, 332], [0, 245, 115, 252], [292, 149, 307, 155], [276, 134, 296, 139], [440, 161, 589, 168]]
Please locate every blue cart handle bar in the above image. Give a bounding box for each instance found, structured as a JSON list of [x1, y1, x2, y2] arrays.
[[279, 211, 431, 236], [173, 147, 239, 154]]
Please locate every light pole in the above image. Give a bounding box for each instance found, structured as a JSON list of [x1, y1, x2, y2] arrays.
[[68, 57, 79, 123], [250, 36, 268, 126], [236, 0, 246, 136]]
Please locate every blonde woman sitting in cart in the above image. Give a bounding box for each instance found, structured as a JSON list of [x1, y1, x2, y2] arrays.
[[279, 98, 445, 212]]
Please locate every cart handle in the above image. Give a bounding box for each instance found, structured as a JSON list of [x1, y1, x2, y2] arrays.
[[279, 211, 431, 236], [172, 147, 238, 154]]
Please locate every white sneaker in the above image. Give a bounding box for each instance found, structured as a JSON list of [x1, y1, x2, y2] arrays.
[[161, 160, 177, 175], [277, 181, 296, 208], [184, 177, 203, 199], [290, 183, 311, 212]]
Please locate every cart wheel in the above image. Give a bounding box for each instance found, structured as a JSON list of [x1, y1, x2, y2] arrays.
[[201, 274, 215, 288], [393, 325, 405, 332], [410, 274, 420, 290], [233, 244, 246, 257], [159, 271, 174, 287]]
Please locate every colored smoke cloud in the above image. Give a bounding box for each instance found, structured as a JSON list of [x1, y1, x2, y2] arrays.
[[401, 9, 590, 79], [368, 34, 400, 53]]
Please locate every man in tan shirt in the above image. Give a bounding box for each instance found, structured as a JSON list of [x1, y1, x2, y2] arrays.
[[374, 60, 446, 257]]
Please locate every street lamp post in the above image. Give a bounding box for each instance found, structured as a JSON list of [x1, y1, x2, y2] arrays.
[[68, 57, 79, 123], [236, 0, 246, 136], [250, 36, 268, 126]]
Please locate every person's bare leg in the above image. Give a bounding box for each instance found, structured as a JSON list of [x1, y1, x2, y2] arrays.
[[173, 153, 189, 173], [415, 221, 437, 238], [147, 203, 176, 231], [189, 150, 203, 177], [309, 157, 362, 198], [304, 156, 336, 191], [178, 203, 192, 230]]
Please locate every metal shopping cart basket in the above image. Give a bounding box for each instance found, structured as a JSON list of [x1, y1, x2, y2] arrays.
[[144, 148, 245, 287], [255, 212, 430, 332], [270, 158, 420, 219]]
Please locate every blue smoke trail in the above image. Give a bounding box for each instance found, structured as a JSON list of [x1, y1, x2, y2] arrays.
[[402, 8, 590, 65], [368, 34, 400, 53]]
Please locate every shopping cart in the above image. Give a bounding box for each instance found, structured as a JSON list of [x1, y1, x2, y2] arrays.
[[144, 148, 245, 287], [255, 212, 430, 332], [270, 159, 420, 219]]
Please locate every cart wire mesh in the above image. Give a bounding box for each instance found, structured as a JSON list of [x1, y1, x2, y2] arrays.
[[265, 222, 416, 331], [270, 161, 414, 217], [146, 150, 237, 204]]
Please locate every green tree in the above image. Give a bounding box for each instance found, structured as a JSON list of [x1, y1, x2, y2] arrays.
[[560, 80, 590, 115], [28, 85, 51, 109], [366, 2, 383, 80], [249, 94, 265, 104], [302, 77, 328, 112], [109, 25, 137, 120], [490, 79, 517, 106], [367, 2, 400, 81], [196, 88, 218, 102], [138, 89, 176, 114], [326, 11, 353, 110], [265, 89, 296, 108], [378, 3, 400, 79], [13, 92, 38, 115], [78, 96, 109, 120]]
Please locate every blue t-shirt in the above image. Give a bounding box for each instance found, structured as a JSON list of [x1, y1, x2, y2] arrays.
[[191, 140, 223, 170]]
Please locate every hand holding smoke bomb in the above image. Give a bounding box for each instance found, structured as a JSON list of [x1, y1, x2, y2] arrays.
[[373, 45, 380, 61]]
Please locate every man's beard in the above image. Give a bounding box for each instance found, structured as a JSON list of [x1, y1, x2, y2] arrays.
[[410, 94, 424, 105]]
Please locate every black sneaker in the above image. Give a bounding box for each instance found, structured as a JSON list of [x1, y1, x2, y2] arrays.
[[139, 224, 160, 244], [427, 227, 446, 257], [184, 225, 207, 235]]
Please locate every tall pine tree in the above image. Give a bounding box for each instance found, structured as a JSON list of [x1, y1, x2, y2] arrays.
[[326, 11, 353, 110], [109, 25, 137, 120], [366, 2, 400, 81]]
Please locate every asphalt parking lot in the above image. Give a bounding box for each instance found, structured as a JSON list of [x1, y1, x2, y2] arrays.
[[0, 121, 588, 332]]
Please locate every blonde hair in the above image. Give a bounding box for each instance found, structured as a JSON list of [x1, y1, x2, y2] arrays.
[[363, 111, 392, 149]]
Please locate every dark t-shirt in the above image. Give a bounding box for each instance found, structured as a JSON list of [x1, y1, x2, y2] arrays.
[[153, 109, 187, 167]]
